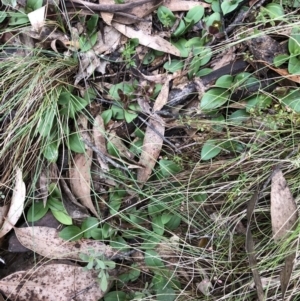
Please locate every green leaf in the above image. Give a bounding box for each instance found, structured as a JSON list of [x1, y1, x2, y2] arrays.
[[163, 60, 184, 73], [91, 228, 103, 240], [264, 3, 284, 19], [289, 27, 300, 55], [172, 20, 186, 37], [87, 14, 99, 34], [99, 274, 109, 291], [161, 213, 173, 224], [26, 0, 43, 11], [165, 215, 181, 230], [211, 0, 221, 12], [59, 226, 83, 241], [81, 217, 99, 238], [104, 291, 128, 301], [37, 109, 56, 137], [159, 159, 182, 176], [0, 12, 7, 23], [110, 236, 130, 251], [221, 1, 239, 15], [157, 287, 176, 301], [157, 6, 176, 27], [51, 210, 72, 225], [215, 75, 233, 88], [43, 140, 59, 162], [79, 32, 98, 52], [68, 133, 85, 153], [71, 95, 89, 114], [274, 54, 290, 67], [196, 68, 212, 77], [2, 0, 17, 7], [143, 51, 156, 64], [193, 47, 212, 64], [246, 94, 272, 112], [281, 89, 300, 112], [109, 83, 135, 101], [192, 193, 207, 202], [288, 56, 300, 74], [8, 15, 29, 26], [124, 110, 138, 123], [201, 140, 222, 161], [140, 234, 161, 249], [47, 198, 64, 211], [101, 109, 113, 124], [118, 264, 140, 283], [152, 216, 164, 235], [57, 91, 71, 105], [200, 88, 230, 111], [172, 38, 190, 58], [111, 105, 124, 120], [27, 202, 48, 222], [228, 109, 249, 124], [186, 5, 204, 23], [205, 12, 221, 27], [144, 250, 165, 268]]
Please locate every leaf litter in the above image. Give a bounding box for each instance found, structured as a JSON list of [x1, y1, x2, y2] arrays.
[[2, 0, 300, 300]]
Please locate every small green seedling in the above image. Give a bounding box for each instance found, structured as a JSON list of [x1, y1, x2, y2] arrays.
[[79, 251, 116, 292]]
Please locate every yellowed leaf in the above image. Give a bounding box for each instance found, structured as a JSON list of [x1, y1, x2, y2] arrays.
[[14, 226, 116, 260], [0, 264, 110, 301], [0, 168, 25, 238]]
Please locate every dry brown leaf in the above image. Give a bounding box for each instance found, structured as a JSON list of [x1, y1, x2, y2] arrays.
[[271, 169, 298, 241], [100, 0, 114, 25], [38, 168, 48, 206], [27, 6, 46, 31], [271, 169, 299, 298], [137, 80, 170, 183], [75, 50, 103, 85], [0, 168, 26, 239], [164, 0, 210, 11], [108, 131, 134, 161], [93, 115, 109, 171], [93, 26, 121, 54], [0, 206, 9, 227], [14, 226, 116, 260], [0, 264, 110, 301], [112, 22, 181, 56], [69, 149, 99, 217]]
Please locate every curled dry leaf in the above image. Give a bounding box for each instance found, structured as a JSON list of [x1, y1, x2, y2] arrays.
[[271, 168, 299, 298], [112, 22, 181, 56], [0, 168, 25, 239], [164, 0, 210, 11], [38, 168, 48, 206], [0, 264, 110, 301], [271, 169, 298, 241], [137, 80, 169, 184], [93, 26, 121, 54], [27, 6, 46, 31], [14, 226, 116, 260], [70, 149, 99, 217], [93, 115, 109, 171]]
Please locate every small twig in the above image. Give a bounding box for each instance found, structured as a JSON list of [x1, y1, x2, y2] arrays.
[[82, 138, 130, 172], [69, 0, 161, 13], [137, 115, 181, 153]]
